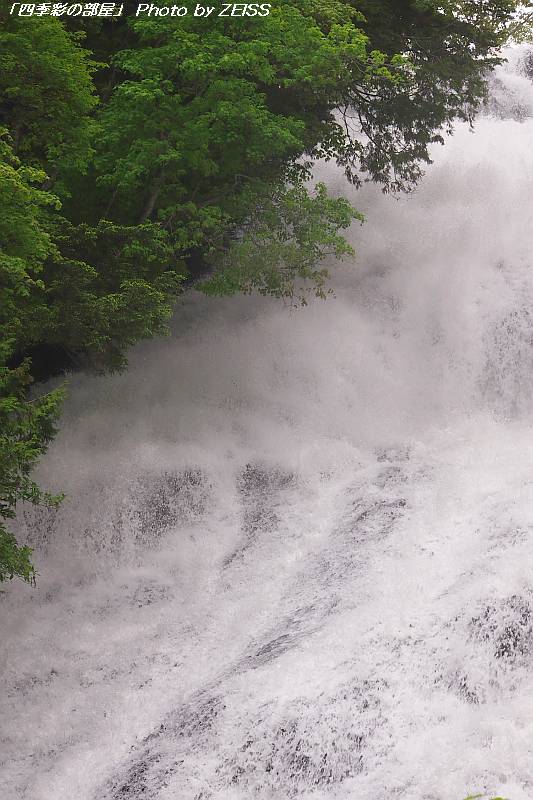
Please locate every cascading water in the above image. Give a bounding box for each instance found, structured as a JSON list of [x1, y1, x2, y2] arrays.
[[4, 46, 533, 800]]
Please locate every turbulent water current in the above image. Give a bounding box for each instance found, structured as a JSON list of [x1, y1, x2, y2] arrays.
[[5, 47, 533, 800]]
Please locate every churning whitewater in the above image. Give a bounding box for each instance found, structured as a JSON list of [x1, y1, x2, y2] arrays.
[[4, 47, 533, 800]]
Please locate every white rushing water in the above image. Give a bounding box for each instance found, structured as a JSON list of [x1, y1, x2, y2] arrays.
[[4, 47, 533, 800]]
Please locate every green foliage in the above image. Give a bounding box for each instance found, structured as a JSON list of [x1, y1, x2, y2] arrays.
[[0, 361, 64, 583], [38, 219, 184, 372], [202, 182, 362, 302], [87, 2, 378, 246], [0, 130, 58, 358], [0, 131, 62, 581], [463, 795, 508, 800], [0, 125, 185, 372], [333, 0, 513, 191], [0, 14, 97, 194]]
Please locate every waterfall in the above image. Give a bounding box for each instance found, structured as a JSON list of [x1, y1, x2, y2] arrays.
[[3, 45, 533, 800]]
